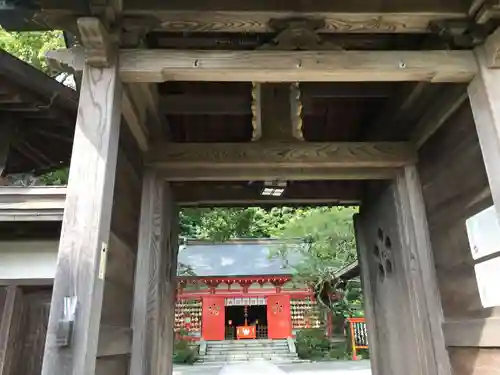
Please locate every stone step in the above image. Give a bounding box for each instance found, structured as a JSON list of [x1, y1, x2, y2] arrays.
[[200, 353, 299, 362], [207, 341, 288, 349], [206, 348, 291, 355], [207, 339, 286, 345], [194, 358, 307, 366], [206, 344, 289, 350]]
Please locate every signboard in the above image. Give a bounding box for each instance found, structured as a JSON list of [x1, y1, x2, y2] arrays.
[[236, 325, 256, 339], [475, 257, 500, 308], [225, 297, 267, 306], [466, 206, 500, 260]]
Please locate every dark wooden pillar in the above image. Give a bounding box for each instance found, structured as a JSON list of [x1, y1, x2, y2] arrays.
[[130, 170, 179, 375], [0, 286, 23, 375], [0, 120, 13, 179], [356, 166, 450, 375], [41, 57, 122, 375]]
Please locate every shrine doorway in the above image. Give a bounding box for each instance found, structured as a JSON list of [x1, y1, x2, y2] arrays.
[[225, 305, 268, 339]]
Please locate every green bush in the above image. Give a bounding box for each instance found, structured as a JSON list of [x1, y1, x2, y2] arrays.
[[172, 340, 198, 365], [295, 328, 332, 360]]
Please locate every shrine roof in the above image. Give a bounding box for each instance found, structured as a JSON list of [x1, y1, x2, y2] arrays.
[[177, 239, 302, 277], [0, 50, 77, 175]]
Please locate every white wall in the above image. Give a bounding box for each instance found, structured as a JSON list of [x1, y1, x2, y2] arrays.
[[0, 240, 58, 285]]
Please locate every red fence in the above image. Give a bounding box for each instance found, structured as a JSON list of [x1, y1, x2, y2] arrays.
[[345, 317, 368, 360]]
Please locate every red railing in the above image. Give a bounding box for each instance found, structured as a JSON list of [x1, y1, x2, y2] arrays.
[[345, 317, 368, 360]]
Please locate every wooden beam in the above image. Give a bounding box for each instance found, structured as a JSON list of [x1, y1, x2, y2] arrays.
[[300, 83, 393, 98], [411, 85, 468, 148], [468, 45, 500, 225], [130, 171, 178, 375], [260, 84, 297, 141], [122, 85, 149, 151], [0, 286, 23, 375], [157, 166, 399, 181], [160, 95, 249, 115], [148, 142, 416, 168], [148, 142, 416, 181], [159, 93, 340, 115], [484, 27, 500, 68], [443, 318, 500, 347], [122, 10, 467, 34], [41, 58, 121, 375], [119, 49, 477, 83], [172, 182, 360, 206], [50, 48, 478, 83], [0, 186, 66, 222], [251, 83, 262, 141], [132, 83, 164, 138], [365, 82, 431, 140]]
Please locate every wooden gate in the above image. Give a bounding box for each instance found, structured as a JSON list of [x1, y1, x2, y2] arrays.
[[201, 296, 225, 341], [267, 295, 291, 339]]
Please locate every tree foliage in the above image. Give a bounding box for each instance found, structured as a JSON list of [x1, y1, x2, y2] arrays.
[[179, 206, 303, 240], [269, 207, 362, 316], [0, 27, 65, 75]]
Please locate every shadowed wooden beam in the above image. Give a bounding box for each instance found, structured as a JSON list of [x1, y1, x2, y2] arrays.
[[172, 181, 361, 206], [147, 142, 416, 180], [365, 82, 430, 140], [411, 85, 468, 148], [156, 166, 399, 181], [160, 95, 249, 115], [160, 93, 355, 115], [49, 49, 478, 83], [121, 10, 467, 34], [260, 84, 298, 140], [300, 83, 393, 98], [122, 85, 149, 151]]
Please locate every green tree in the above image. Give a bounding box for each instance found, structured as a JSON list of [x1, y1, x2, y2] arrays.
[[270, 207, 361, 316], [179, 207, 305, 240], [0, 28, 65, 75]]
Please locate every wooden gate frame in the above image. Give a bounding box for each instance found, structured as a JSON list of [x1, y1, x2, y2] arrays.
[[39, 16, 500, 375]]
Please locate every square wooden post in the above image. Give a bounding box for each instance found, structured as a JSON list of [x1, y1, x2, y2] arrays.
[[41, 58, 122, 375], [356, 166, 451, 375], [468, 41, 500, 223], [0, 286, 24, 375], [130, 170, 179, 375]]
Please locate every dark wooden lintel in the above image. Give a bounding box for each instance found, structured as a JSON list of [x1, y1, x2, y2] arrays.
[[172, 181, 361, 206]]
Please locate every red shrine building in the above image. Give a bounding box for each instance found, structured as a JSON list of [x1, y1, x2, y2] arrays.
[[175, 239, 326, 341]]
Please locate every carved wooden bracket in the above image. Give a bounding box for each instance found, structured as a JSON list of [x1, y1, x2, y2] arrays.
[[77, 17, 118, 68], [259, 18, 342, 51], [251, 82, 262, 141]]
